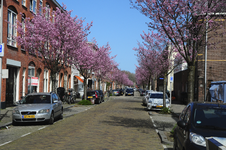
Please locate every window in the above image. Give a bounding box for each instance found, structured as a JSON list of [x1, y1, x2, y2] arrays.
[[45, 3, 50, 19], [21, 14, 25, 50], [28, 66, 35, 94], [22, 0, 26, 7], [43, 70, 48, 92], [39, 0, 43, 14], [7, 9, 17, 47], [30, 0, 37, 14]]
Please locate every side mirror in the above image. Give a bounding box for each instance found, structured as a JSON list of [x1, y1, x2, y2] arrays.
[[177, 120, 187, 129]]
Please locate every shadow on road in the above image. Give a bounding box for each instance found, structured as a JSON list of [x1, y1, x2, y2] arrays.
[[101, 116, 155, 129], [122, 107, 146, 111]]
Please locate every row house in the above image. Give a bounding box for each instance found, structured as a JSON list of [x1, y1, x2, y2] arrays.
[[0, 0, 72, 108]]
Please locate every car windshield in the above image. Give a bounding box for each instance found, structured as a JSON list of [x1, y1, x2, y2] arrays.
[[150, 94, 168, 99], [22, 95, 51, 104], [194, 108, 226, 130], [127, 89, 133, 92]]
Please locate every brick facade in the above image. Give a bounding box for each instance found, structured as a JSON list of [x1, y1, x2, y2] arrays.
[[1, 0, 71, 108], [196, 20, 226, 102]]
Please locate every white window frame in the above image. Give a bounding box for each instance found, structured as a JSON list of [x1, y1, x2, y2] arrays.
[[7, 9, 17, 47], [30, 0, 37, 14], [22, 0, 26, 7], [43, 70, 49, 92]]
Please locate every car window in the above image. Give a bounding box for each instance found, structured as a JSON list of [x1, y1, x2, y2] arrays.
[[183, 106, 191, 124], [24, 95, 51, 104], [193, 107, 226, 129], [54, 94, 59, 101], [179, 106, 188, 120]]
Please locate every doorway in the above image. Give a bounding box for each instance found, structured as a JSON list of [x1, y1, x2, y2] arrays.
[[6, 66, 18, 107]]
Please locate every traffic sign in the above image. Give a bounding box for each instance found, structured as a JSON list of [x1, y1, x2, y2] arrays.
[[170, 76, 173, 82], [0, 43, 4, 57]]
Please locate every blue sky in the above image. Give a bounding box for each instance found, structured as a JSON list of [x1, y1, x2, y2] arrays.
[[56, 0, 150, 73]]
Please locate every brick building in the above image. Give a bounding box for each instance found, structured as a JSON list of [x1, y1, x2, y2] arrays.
[[0, 0, 71, 108], [195, 19, 226, 102]]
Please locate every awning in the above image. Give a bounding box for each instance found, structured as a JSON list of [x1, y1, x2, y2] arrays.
[[75, 76, 83, 83]]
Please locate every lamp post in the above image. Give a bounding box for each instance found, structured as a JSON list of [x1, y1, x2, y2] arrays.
[[204, 17, 208, 101], [0, 0, 3, 114]]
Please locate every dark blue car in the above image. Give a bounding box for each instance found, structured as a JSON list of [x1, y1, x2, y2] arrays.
[[174, 102, 226, 150]]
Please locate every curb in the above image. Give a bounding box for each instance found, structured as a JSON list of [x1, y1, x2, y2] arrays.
[[148, 111, 175, 146]]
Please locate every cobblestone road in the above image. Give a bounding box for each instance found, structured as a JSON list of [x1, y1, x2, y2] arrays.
[[0, 94, 164, 150]]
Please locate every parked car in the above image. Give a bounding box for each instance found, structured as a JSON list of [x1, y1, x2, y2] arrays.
[[12, 92, 63, 125], [125, 88, 134, 96], [97, 90, 105, 102], [83, 90, 102, 104], [146, 91, 170, 110], [173, 102, 226, 150], [112, 89, 120, 96], [118, 88, 124, 95]]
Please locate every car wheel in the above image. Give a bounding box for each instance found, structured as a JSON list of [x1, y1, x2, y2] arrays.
[[49, 112, 54, 125], [12, 120, 19, 126], [59, 108, 63, 119]]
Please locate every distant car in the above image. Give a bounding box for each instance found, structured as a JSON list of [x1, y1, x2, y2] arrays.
[[125, 88, 134, 96], [12, 92, 63, 125], [146, 91, 170, 110], [83, 90, 102, 104], [174, 102, 226, 150], [112, 89, 120, 96], [140, 90, 146, 96]]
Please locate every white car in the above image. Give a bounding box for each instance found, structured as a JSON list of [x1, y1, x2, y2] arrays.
[[147, 91, 170, 110]]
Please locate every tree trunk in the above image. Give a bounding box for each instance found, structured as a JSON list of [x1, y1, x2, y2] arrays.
[[83, 78, 87, 100], [98, 79, 101, 90], [51, 73, 57, 93], [187, 65, 195, 103], [163, 73, 167, 108], [148, 77, 151, 90]]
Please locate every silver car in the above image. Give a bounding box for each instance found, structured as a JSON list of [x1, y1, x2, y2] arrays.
[[12, 92, 63, 125]]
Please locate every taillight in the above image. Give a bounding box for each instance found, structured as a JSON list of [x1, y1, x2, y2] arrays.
[[95, 92, 98, 98]]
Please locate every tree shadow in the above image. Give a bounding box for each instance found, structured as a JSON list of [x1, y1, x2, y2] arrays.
[[101, 116, 155, 129]]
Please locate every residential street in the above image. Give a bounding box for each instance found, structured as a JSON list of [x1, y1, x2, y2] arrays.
[[0, 93, 164, 150]]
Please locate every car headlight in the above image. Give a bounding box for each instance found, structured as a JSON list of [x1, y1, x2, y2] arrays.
[[189, 132, 206, 147], [38, 109, 50, 113], [13, 109, 20, 114]]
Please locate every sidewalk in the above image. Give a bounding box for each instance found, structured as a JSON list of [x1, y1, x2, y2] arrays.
[[0, 98, 82, 129], [149, 100, 187, 146]]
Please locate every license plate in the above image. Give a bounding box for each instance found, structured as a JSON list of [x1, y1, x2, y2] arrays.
[[88, 96, 93, 98], [156, 105, 163, 108], [23, 115, 35, 118], [128, 94, 131, 95]]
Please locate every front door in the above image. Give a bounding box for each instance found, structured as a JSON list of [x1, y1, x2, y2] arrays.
[[6, 66, 17, 107]]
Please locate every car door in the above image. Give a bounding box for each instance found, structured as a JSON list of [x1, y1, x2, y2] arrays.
[[177, 105, 191, 150], [52, 94, 59, 116], [55, 94, 62, 116]]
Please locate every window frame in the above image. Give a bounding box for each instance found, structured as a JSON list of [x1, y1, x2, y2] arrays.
[[30, 0, 37, 14], [22, 0, 26, 7], [7, 9, 17, 47]]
